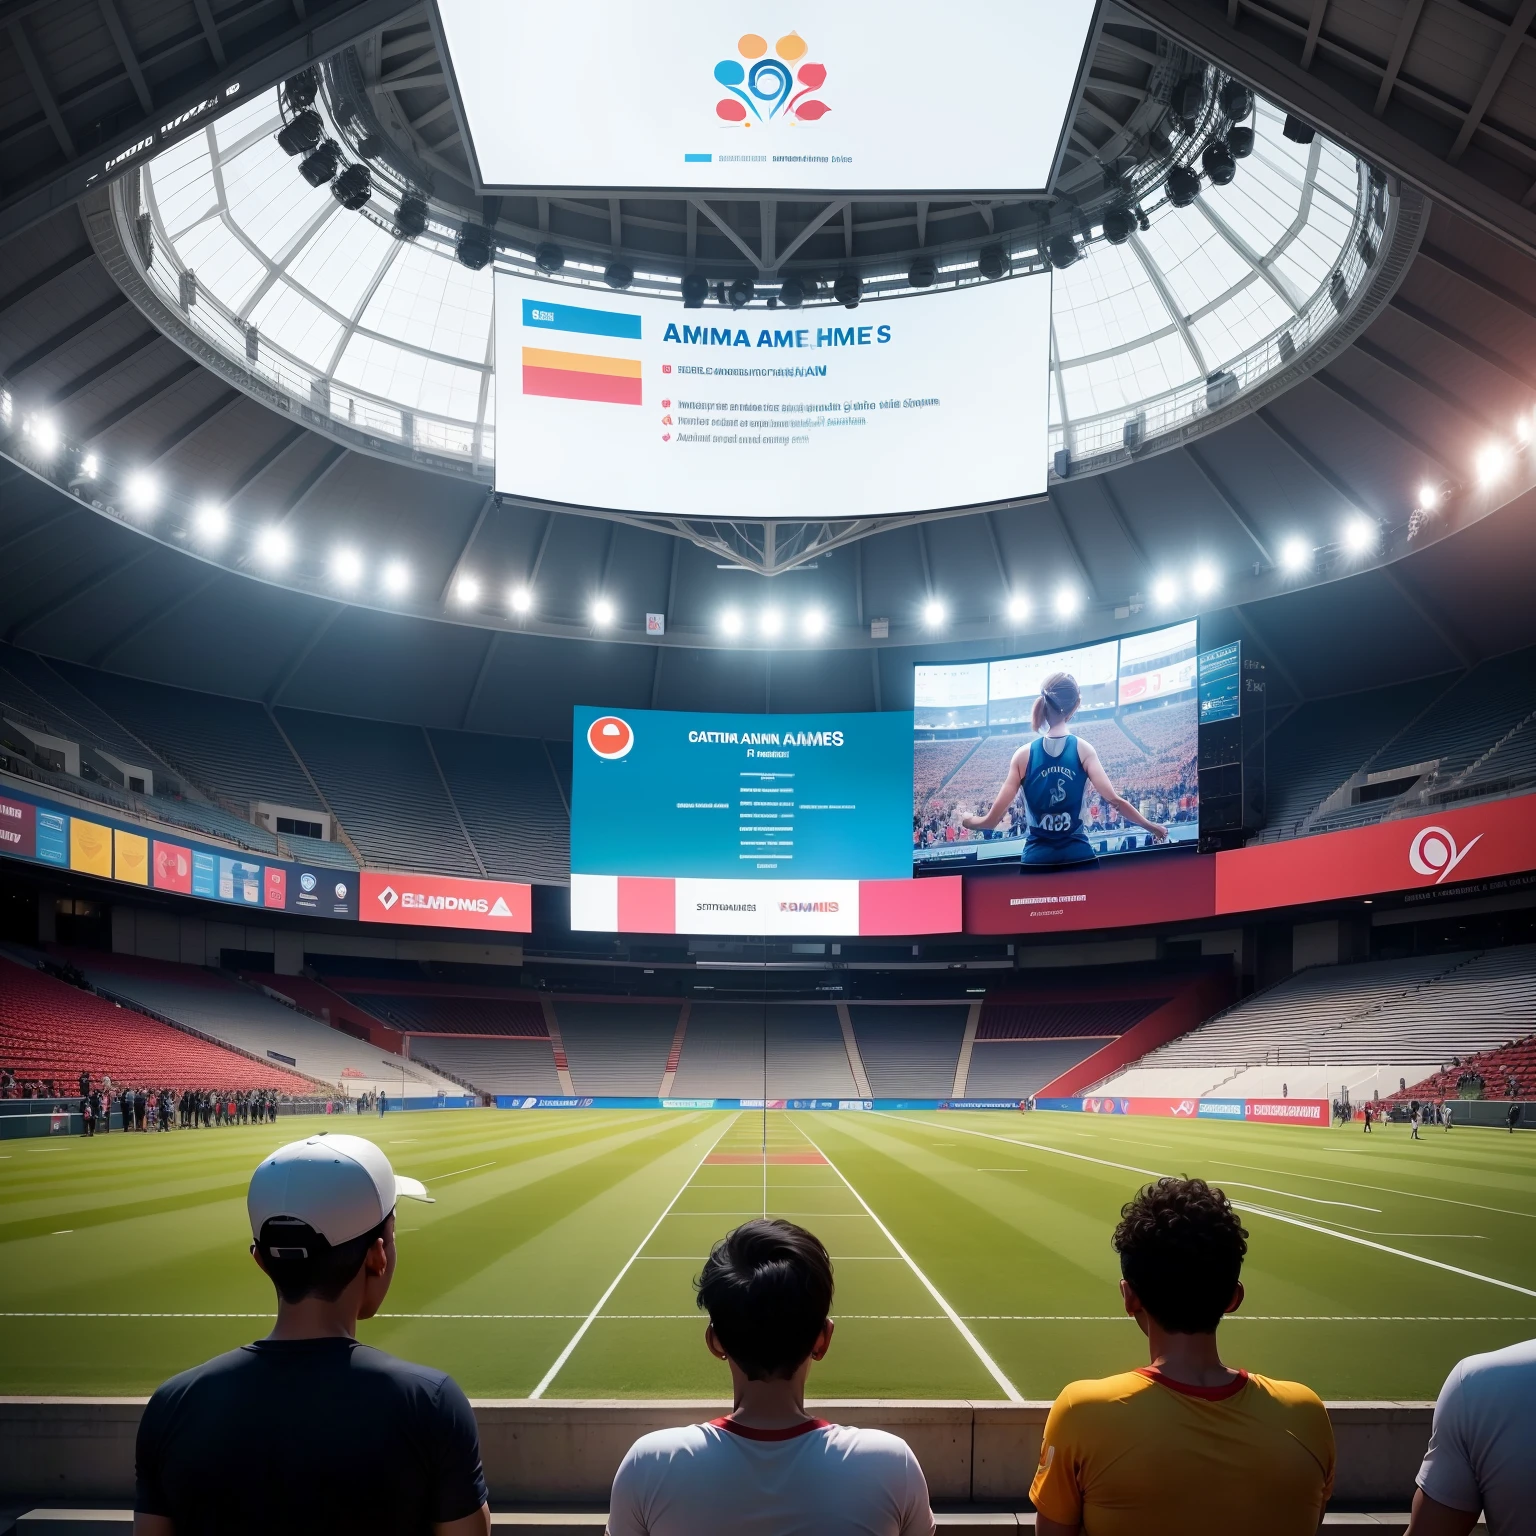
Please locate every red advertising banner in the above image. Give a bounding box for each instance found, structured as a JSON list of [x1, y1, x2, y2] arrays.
[[0, 795, 36, 859], [965, 852, 1215, 934], [1244, 1098, 1327, 1126], [152, 839, 192, 893], [358, 871, 533, 932], [1080, 1095, 1203, 1117], [1214, 793, 1536, 914], [860, 875, 962, 936]]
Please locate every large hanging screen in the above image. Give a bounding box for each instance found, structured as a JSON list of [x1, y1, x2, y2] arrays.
[[912, 621, 1200, 868], [492, 271, 1051, 518], [433, 0, 1099, 196]]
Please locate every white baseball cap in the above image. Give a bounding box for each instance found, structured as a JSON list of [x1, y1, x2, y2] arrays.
[[248, 1133, 433, 1248]]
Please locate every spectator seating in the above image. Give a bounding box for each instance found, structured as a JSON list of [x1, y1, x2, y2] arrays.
[[555, 1002, 679, 1096], [60, 951, 459, 1093], [0, 956, 312, 1090], [669, 1004, 857, 1099], [850, 1006, 967, 1097], [978, 999, 1163, 1039], [428, 729, 569, 883], [284, 832, 358, 868], [965, 993, 1163, 1098], [1396, 1028, 1536, 1103], [274, 709, 480, 875], [0, 644, 152, 765], [406, 1037, 563, 1095], [339, 991, 548, 1037], [913, 738, 981, 809], [967, 1037, 1118, 1097]]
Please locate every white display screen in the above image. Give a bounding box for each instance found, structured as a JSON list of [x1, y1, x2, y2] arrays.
[[434, 0, 1098, 195], [493, 271, 1051, 518]]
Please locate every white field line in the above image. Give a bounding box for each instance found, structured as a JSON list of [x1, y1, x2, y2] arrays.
[[528, 1113, 739, 1400], [885, 1114, 1536, 1303], [6, 1311, 1533, 1323], [791, 1116, 1023, 1402], [430, 1161, 496, 1180]]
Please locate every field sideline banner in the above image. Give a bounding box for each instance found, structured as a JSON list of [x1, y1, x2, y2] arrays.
[[1036, 1095, 1328, 1126], [0, 781, 531, 933], [494, 1095, 1029, 1111]]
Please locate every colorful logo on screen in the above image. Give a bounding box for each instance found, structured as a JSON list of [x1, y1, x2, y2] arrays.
[[715, 33, 828, 124], [587, 716, 635, 760], [522, 299, 641, 407]]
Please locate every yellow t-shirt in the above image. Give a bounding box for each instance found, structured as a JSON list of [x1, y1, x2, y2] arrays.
[[1029, 1368, 1334, 1536]]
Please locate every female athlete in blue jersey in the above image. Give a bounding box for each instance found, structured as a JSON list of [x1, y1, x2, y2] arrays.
[[960, 671, 1168, 866]]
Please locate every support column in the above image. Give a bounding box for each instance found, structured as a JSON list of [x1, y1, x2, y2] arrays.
[[952, 1001, 983, 1096]]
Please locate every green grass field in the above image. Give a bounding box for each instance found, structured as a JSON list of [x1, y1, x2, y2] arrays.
[[1, 1108, 1532, 1400]]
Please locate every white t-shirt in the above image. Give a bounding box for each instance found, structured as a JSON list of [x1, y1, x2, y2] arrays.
[[1417, 1337, 1536, 1534], [607, 1416, 935, 1536]]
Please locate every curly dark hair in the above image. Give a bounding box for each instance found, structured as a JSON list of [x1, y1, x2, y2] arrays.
[[1112, 1177, 1248, 1334]]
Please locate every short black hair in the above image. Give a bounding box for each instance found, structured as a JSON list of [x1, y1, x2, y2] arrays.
[[1113, 1177, 1248, 1334], [695, 1219, 833, 1380], [256, 1215, 389, 1304]]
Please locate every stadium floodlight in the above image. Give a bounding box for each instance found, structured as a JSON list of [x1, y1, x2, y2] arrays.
[[508, 585, 532, 615], [124, 471, 160, 515], [1190, 561, 1219, 597], [1006, 593, 1032, 623], [1053, 584, 1081, 619], [1475, 442, 1511, 486], [26, 413, 60, 459], [1515, 413, 1532, 444], [1151, 574, 1179, 607], [254, 525, 292, 568], [381, 559, 411, 597], [1417, 483, 1440, 513], [454, 573, 481, 607], [720, 607, 744, 639], [1279, 536, 1311, 574], [1343, 516, 1377, 555], [801, 606, 826, 639], [192, 501, 228, 547], [922, 597, 946, 629], [330, 546, 364, 588], [80, 452, 99, 479], [591, 596, 615, 628], [759, 607, 784, 639]]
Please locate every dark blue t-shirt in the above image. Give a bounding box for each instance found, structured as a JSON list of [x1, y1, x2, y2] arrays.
[[135, 1337, 487, 1534]]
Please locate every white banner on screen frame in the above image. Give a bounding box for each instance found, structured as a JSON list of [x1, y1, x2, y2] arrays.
[[433, 0, 1099, 196], [493, 271, 1050, 520]]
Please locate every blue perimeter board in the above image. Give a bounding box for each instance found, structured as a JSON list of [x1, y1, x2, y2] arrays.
[[570, 706, 914, 880]]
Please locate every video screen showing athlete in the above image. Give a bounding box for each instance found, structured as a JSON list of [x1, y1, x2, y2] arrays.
[[960, 671, 1168, 867]]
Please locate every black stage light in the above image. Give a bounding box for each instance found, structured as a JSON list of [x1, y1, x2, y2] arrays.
[[1277, 329, 1296, 364], [1202, 140, 1236, 186], [456, 223, 493, 270], [283, 70, 318, 110], [604, 261, 634, 290], [1283, 114, 1315, 144], [1227, 125, 1255, 158], [833, 272, 862, 309], [1166, 164, 1200, 206], [1177, 75, 1205, 126], [298, 141, 341, 187], [907, 256, 936, 288], [394, 193, 428, 240], [356, 135, 384, 159], [1053, 448, 1073, 479], [1047, 234, 1077, 269], [978, 244, 1008, 281], [534, 242, 565, 272], [1101, 208, 1133, 245], [1219, 80, 1253, 120], [277, 109, 322, 157], [777, 277, 806, 308], [726, 277, 755, 310], [681, 273, 709, 308], [1330, 270, 1348, 314], [331, 163, 372, 210]]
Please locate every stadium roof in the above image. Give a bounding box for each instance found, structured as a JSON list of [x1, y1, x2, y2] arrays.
[[0, 0, 1534, 734]]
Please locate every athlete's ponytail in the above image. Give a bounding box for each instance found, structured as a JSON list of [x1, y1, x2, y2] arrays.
[[1032, 671, 1081, 733]]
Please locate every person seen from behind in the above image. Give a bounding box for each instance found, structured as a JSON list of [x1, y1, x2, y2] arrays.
[[1030, 1177, 1334, 1536], [960, 672, 1168, 867], [1408, 1337, 1536, 1535], [607, 1218, 933, 1536], [134, 1133, 489, 1536]]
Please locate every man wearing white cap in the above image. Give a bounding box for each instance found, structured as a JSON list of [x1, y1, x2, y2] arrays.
[[134, 1134, 490, 1536]]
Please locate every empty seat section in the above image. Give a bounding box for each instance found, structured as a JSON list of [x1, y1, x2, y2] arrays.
[[276, 710, 479, 874], [0, 957, 312, 1090], [669, 1004, 856, 1099], [407, 1037, 561, 1095], [0, 645, 151, 764], [428, 729, 569, 882], [342, 993, 547, 1037], [850, 1006, 966, 1097], [555, 1002, 678, 1095], [284, 832, 358, 868], [65, 953, 458, 1092], [966, 1037, 1114, 1097]]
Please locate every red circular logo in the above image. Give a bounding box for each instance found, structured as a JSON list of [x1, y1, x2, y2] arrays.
[[587, 715, 634, 759]]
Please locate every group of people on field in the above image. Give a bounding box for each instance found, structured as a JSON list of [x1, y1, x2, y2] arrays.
[[73, 1072, 281, 1135]]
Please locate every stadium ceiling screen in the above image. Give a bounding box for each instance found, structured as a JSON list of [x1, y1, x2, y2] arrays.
[[492, 272, 1050, 518], [912, 620, 1200, 869], [431, 1, 1099, 196]]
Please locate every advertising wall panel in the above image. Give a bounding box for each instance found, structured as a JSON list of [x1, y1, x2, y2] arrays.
[[359, 871, 533, 931], [1036, 1096, 1325, 1126]]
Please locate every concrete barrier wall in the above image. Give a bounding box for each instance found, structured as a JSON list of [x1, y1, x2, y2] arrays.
[[0, 1398, 1433, 1507]]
